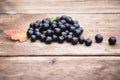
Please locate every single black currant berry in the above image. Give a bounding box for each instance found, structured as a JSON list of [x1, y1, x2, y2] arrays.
[[95, 34, 103, 43], [71, 37, 78, 45], [51, 23, 57, 29], [61, 32, 67, 38], [60, 20, 66, 24], [46, 36, 52, 44], [54, 28, 61, 35], [74, 29, 82, 37], [66, 35, 73, 42], [40, 34, 46, 42], [65, 23, 70, 30], [59, 24, 66, 31], [68, 32, 73, 36], [28, 27, 34, 31], [42, 23, 50, 30], [34, 28, 40, 32], [29, 22, 34, 28], [61, 15, 67, 20], [35, 31, 41, 39], [27, 30, 34, 38], [30, 35, 36, 42], [78, 36, 85, 44], [52, 35, 58, 41], [70, 26, 76, 32], [36, 20, 41, 24], [58, 36, 65, 43], [108, 36, 116, 45], [33, 22, 40, 28], [73, 23, 80, 29], [85, 39, 92, 46], [66, 16, 73, 24], [45, 30, 53, 36]]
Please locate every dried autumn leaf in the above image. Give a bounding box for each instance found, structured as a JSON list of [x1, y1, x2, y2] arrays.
[[4, 29, 28, 42]]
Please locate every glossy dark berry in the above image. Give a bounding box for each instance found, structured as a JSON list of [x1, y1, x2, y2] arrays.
[[30, 35, 36, 42], [73, 23, 80, 29], [74, 29, 82, 37], [65, 23, 70, 30], [46, 36, 52, 44], [45, 30, 53, 36], [27, 30, 34, 38], [33, 22, 40, 28], [62, 32, 67, 38], [36, 20, 41, 24], [51, 23, 57, 29], [54, 28, 61, 35], [34, 28, 40, 32], [61, 20, 66, 24], [58, 36, 64, 43], [61, 15, 67, 20], [52, 35, 58, 41], [71, 37, 78, 45], [66, 16, 72, 23], [35, 31, 41, 39], [66, 35, 72, 42], [40, 34, 46, 42], [59, 24, 66, 31], [85, 39, 92, 46], [29, 22, 34, 28], [70, 26, 76, 32], [28, 28, 34, 31], [95, 34, 103, 43], [78, 36, 85, 44], [68, 32, 73, 36], [42, 23, 50, 30], [108, 36, 116, 45]]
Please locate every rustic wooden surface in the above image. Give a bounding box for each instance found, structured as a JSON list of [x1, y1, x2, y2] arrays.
[[0, 0, 120, 80]]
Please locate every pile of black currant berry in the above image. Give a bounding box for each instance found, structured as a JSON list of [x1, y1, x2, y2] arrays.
[[27, 15, 117, 46]]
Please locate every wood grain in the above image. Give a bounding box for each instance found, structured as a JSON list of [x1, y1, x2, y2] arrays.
[[0, 0, 120, 14], [0, 57, 120, 80], [0, 14, 120, 56]]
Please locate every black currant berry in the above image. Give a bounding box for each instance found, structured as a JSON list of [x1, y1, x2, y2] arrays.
[[108, 36, 116, 45], [71, 37, 78, 45], [78, 36, 85, 44], [85, 39, 92, 46], [95, 34, 103, 43], [30, 35, 36, 42], [46, 36, 52, 44]]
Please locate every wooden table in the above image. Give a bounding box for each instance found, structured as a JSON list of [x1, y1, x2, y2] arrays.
[[0, 0, 120, 80]]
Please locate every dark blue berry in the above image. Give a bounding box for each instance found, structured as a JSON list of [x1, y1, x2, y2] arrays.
[[59, 24, 66, 31], [42, 23, 50, 30], [27, 30, 34, 38], [45, 30, 53, 36], [62, 32, 67, 38], [71, 37, 78, 45], [109, 36, 116, 45], [95, 34, 103, 43], [46, 36, 52, 44], [70, 26, 76, 32], [30, 35, 36, 42], [35, 31, 41, 39], [58, 36, 64, 43], [54, 28, 61, 35], [40, 34, 46, 42], [52, 35, 58, 41], [66, 35, 72, 42], [85, 39, 92, 46], [78, 36, 85, 44]]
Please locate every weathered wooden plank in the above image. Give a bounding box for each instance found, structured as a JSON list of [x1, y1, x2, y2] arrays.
[[0, 0, 120, 14], [0, 57, 120, 80], [0, 14, 120, 56]]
